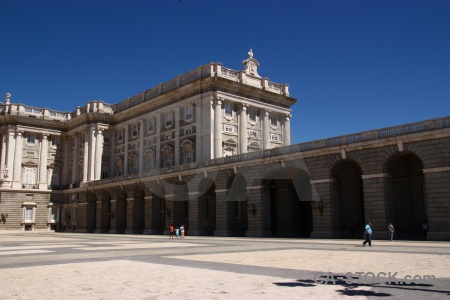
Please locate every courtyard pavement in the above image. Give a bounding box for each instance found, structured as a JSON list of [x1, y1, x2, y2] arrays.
[[0, 231, 449, 299]]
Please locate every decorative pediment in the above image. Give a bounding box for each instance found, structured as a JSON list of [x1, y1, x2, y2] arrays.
[[242, 49, 261, 78], [22, 160, 38, 167]]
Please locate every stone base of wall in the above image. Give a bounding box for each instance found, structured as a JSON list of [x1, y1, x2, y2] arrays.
[[143, 229, 164, 235], [427, 231, 450, 241], [245, 230, 272, 237], [310, 230, 335, 239]]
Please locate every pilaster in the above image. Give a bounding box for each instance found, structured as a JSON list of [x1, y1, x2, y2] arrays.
[[38, 133, 49, 189], [12, 130, 23, 189], [214, 98, 223, 159], [239, 104, 248, 154]]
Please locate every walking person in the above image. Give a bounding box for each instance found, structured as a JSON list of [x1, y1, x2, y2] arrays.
[[388, 222, 395, 241], [169, 224, 174, 239], [180, 224, 185, 238], [421, 221, 429, 240], [363, 221, 373, 247]]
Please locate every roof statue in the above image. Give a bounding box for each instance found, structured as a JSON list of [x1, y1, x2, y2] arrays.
[[242, 49, 261, 78]]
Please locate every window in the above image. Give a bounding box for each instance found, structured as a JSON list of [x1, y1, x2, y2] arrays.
[[101, 171, 108, 179], [225, 125, 234, 133], [104, 132, 110, 143], [165, 134, 171, 141], [166, 160, 172, 167], [225, 103, 233, 117], [132, 125, 138, 137], [148, 118, 154, 132], [22, 202, 37, 229], [249, 109, 256, 122], [185, 106, 192, 121], [117, 130, 123, 142], [249, 130, 257, 138], [165, 112, 172, 127], [49, 207, 56, 223], [23, 167, 37, 189], [26, 134, 36, 145], [271, 134, 279, 141], [185, 128, 192, 136], [270, 115, 277, 127], [51, 136, 60, 148], [185, 156, 192, 164], [24, 208, 33, 222]]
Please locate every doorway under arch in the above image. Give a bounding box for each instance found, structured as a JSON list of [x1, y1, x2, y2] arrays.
[[331, 160, 365, 238], [263, 168, 313, 237], [198, 178, 216, 236], [386, 153, 426, 240]]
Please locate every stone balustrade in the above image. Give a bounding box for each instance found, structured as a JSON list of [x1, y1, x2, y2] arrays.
[[85, 115, 450, 188]]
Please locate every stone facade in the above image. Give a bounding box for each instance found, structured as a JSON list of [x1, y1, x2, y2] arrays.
[[0, 52, 449, 240]]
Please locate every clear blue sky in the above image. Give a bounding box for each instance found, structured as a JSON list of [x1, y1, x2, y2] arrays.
[[1, 0, 449, 143]]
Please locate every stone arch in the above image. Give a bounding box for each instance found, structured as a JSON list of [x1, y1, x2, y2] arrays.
[[100, 190, 111, 233], [262, 167, 313, 237], [331, 159, 364, 238], [385, 152, 425, 239], [226, 173, 248, 236], [115, 189, 127, 233], [86, 191, 97, 233], [198, 178, 216, 236]]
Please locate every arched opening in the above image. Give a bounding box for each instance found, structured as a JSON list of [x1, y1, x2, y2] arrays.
[[331, 160, 364, 238], [198, 178, 216, 236], [100, 191, 111, 233], [116, 190, 127, 234], [173, 183, 189, 232], [386, 153, 426, 240], [86, 192, 97, 233], [226, 174, 248, 236], [263, 168, 313, 237]]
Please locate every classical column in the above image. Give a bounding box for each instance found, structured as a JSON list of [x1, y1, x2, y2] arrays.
[[138, 120, 144, 174], [72, 133, 80, 185], [12, 130, 23, 189], [123, 126, 129, 175], [5, 128, 16, 186], [88, 126, 96, 181], [195, 101, 202, 162], [38, 133, 49, 189], [155, 114, 161, 169], [0, 131, 6, 181], [62, 137, 70, 186], [83, 130, 89, 182], [239, 104, 248, 154], [94, 127, 103, 180], [283, 114, 291, 146], [109, 129, 115, 177], [262, 109, 270, 150], [174, 107, 180, 165], [214, 98, 223, 159]]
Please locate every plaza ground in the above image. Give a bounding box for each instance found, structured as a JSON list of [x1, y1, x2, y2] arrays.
[[1, 231, 449, 299]]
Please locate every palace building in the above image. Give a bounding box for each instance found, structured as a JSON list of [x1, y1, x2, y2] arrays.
[[0, 51, 449, 240]]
